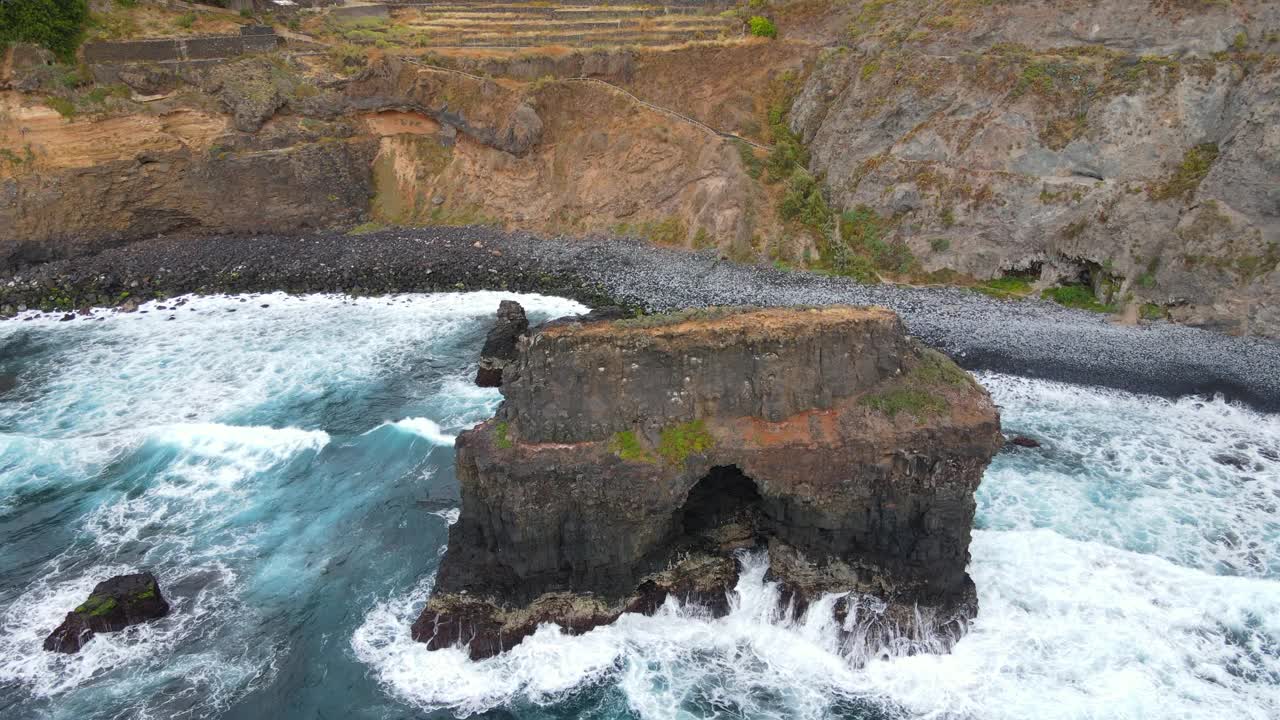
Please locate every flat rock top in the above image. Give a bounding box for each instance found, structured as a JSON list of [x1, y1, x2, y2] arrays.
[[540, 305, 897, 342]]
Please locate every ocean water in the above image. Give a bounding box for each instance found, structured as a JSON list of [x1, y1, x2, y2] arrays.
[[0, 293, 1277, 720]]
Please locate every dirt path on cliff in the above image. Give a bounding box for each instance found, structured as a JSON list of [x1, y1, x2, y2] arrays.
[[2, 228, 1278, 411]]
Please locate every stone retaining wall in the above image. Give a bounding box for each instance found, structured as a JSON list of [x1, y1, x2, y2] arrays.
[[82, 28, 281, 65]]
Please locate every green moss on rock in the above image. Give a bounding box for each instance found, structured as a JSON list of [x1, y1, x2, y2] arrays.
[[495, 421, 513, 449], [859, 387, 948, 420], [610, 430, 655, 464], [658, 420, 714, 464]]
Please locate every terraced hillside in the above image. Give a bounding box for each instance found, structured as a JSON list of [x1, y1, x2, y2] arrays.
[[362, 1, 742, 49]]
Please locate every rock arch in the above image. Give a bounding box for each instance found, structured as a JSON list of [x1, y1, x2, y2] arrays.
[[678, 464, 764, 541]]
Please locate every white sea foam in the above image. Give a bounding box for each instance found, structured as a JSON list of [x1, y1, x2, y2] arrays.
[[6, 295, 1277, 719], [0, 291, 585, 439], [0, 560, 262, 708], [381, 417, 458, 446], [0, 422, 328, 705], [353, 374, 1280, 720], [0, 292, 586, 714], [977, 372, 1280, 577], [353, 535, 1280, 720], [431, 507, 461, 525]]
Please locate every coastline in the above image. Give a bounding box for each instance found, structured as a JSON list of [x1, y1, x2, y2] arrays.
[[3, 227, 1279, 412]]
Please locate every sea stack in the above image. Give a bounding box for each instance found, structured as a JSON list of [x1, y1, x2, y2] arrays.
[[44, 572, 171, 653], [474, 300, 529, 387], [417, 306, 1002, 659]]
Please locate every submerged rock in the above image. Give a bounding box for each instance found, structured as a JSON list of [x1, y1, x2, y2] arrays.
[[1008, 435, 1042, 448], [416, 306, 1002, 660], [474, 300, 528, 387], [43, 573, 170, 653]]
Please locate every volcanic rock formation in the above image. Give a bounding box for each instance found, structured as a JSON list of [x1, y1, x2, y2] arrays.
[[43, 572, 170, 653], [475, 300, 529, 387], [414, 305, 1002, 660]]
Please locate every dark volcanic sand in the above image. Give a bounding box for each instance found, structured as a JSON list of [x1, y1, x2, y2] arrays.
[[3, 228, 1278, 411]]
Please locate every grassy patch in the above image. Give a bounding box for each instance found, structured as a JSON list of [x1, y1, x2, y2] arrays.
[[347, 221, 386, 236], [494, 421, 513, 449], [1140, 303, 1168, 320], [778, 169, 831, 229], [734, 139, 763, 179], [1148, 143, 1219, 202], [1, 0, 89, 61], [975, 275, 1034, 299], [759, 70, 831, 236], [614, 306, 754, 330], [610, 430, 655, 463], [912, 348, 972, 387], [857, 348, 967, 421], [658, 420, 715, 464], [1042, 284, 1116, 313], [44, 96, 77, 118], [859, 387, 948, 419], [748, 16, 776, 38], [692, 227, 715, 250], [826, 205, 915, 279]]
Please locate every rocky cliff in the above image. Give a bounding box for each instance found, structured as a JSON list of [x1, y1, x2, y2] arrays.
[[3, 0, 1276, 336], [414, 306, 1002, 659], [0, 52, 770, 269], [790, 0, 1280, 335]]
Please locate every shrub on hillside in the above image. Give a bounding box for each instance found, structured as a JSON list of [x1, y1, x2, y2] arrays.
[[0, 0, 90, 61], [748, 16, 776, 39]]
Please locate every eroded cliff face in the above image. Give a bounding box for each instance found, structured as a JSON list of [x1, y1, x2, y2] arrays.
[[415, 306, 1002, 659], [352, 58, 773, 254], [791, 0, 1280, 335], [0, 53, 772, 269]]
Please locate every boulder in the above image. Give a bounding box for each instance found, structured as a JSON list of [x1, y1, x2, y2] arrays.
[[43, 573, 170, 653], [417, 306, 1002, 660], [1008, 435, 1042, 448], [474, 300, 528, 387]]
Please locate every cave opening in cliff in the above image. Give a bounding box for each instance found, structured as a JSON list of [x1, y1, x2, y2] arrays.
[[681, 465, 764, 537]]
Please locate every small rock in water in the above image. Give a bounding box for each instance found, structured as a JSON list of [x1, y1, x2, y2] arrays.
[[0, 373, 17, 396], [59, 313, 75, 322], [43, 572, 170, 653], [1008, 435, 1042, 448]]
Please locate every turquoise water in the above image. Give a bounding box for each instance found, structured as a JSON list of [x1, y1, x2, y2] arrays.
[[0, 292, 1277, 720]]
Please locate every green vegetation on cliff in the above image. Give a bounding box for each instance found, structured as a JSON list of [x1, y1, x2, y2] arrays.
[[1148, 143, 1220, 201], [658, 420, 715, 464], [494, 421, 513, 449], [610, 430, 655, 463], [748, 16, 776, 39], [1042, 284, 1117, 313], [0, 0, 89, 60], [609, 420, 716, 465], [859, 349, 969, 422]]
